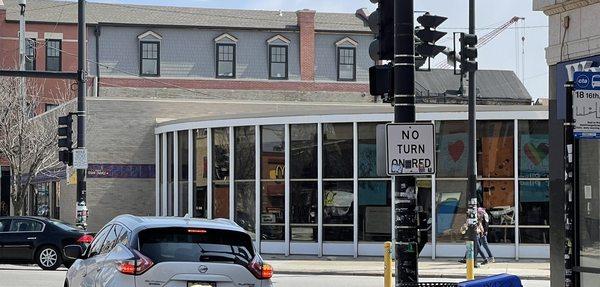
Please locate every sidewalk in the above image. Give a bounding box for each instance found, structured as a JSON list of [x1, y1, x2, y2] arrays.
[[264, 255, 550, 280]]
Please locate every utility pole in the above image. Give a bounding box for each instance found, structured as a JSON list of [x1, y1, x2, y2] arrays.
[[466, 0, 479, 266], [18, 0, 26, 113], [393, 0, 419, 285], [75, 0, 88, 230]]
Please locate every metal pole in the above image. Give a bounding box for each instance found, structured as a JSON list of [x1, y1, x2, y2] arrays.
[[18, 1, 26, 114], [466, 0, 479, 266], [393, 0, 418, 285], [76, 0, 88, 229]]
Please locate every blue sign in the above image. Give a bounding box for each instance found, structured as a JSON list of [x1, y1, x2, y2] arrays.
[[574, 71, 600, 91]]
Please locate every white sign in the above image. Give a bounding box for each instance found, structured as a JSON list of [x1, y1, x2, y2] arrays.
[[573, 71, 600, 139], [385, 123, 436, 176], [72, 148, 88, 170]]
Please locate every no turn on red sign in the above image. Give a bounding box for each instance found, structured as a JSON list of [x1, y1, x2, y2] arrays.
[[385, 123, 436, 176]]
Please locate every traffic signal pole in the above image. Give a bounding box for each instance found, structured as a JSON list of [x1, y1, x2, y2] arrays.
[[393, 0, 419, 285], [466, 0, 479, 266], [76, 0, 88, 229]]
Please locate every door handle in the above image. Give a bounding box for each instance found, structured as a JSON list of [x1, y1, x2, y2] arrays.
[[27, 237, 36, 240]]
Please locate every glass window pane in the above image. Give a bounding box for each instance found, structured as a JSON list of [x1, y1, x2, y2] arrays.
[[178, 131, 189, 217], [213, 182, 229, 219], [358, 123, 386, 178], [167, 133, 174, 216], [578, 139, 600, 268], [520, 228, 549, 244], [290, 181, 318, 242], [435, 180, 467, 243], [290, 124, 317, 179], [218, 62, 233, 77], [480, 180, 515, 243], [488, 227, 514, 243], [323, 181, 353, 241], [323, 123, 353, 179], [477, 121, 514, 178], [271, 63, 286, 78], [142, 59, 157, 75], [261, 125, 285, 180], [193, 129, 208, 218], [417, 180, 433, 243], [46, 58, 60, 72], [234, 182, 255, 235], [234, 126, 255, 180], [358, 180, 391, 242], [436, 121, 468, 178], [158, 134, 162, 215], [339, 65, 353, 80], [519, 180, 549, 226], [518, 120, 549, 178], [261, 181, 285, 241]]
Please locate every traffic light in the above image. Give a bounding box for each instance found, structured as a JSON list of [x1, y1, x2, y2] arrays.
[[368, 0, 393, 61], [58, 115, 73, 165], [369, 64, 393, 102], [459, 33, 478, 73], [415, 13, 447, 59]]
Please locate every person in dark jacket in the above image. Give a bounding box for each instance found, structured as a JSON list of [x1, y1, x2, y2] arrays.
[[478, 207, 495, 263]]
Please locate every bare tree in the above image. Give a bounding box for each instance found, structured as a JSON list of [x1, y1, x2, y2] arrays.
[[0, 76, 73, 215]]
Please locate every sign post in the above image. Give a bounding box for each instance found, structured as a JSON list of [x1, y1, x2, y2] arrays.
[[573, 71, 600, 139]]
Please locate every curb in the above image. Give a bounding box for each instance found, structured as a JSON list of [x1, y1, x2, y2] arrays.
[[274, 270, 550, 281]]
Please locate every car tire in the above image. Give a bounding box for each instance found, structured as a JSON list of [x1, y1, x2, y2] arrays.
[[35, 245, 62, 270], [63, 261, 73, 269]]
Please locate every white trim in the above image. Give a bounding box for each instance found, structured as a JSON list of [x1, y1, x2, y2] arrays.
[[514, 119, 520, 260], [188, 129, 194, 217], [335, 37, 358, 47], [352, 122, 359, 258], [24, 32, 39, 39], [267, 34, 291, 44], [162, 134, 168, 216], [317, 123, 323, 257], [229, 126, 235, 220], [214, 33, 238, 43], [173, 131, 179, 216], [155, 111, 548, 134], [155, 135, 160, 216], [255, 125, 262, 251], [44, 32, 63, 40], [284, 124, 291, 256], [207, 128, 213, 219], [137, 30, 163, 40]]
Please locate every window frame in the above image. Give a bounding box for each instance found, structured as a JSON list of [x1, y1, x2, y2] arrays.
[[139, 41, 160, 77], [268, 45, 288, 80], [215, 43, 236, 79], [45, 39, 62, 72], [86, 224, 113, 258], [25, 38, 36, 71], [337, 46, 356, 82]]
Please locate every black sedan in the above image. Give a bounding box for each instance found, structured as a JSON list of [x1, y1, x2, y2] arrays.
[[0, 216, 93, 270]]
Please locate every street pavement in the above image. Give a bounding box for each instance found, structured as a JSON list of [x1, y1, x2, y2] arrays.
[[0, 264, 550, 287]]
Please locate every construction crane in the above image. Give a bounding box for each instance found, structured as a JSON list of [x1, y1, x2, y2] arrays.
[[434, 16, 525, 69]]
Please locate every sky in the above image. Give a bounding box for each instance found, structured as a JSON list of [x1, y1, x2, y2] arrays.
[[87, 0, 549, 100]]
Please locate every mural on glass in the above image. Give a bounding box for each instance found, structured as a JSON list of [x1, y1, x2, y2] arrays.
[[212, 128, 230, 219], [234, 126, 256, 235], [435, 180, 467, 243], [193, 129, 208, 218], [519, 121, 549, 178], [261, 125, 285, 241], [436, 121, 468, 178], [290, 124, 318, 242], [477, 121, 514, 178]]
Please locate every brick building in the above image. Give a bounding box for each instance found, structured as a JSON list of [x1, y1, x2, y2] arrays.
[[0, 0, 546, 258]]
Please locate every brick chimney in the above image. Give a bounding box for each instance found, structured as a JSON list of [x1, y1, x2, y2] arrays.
[[297, 9, 316, 81]]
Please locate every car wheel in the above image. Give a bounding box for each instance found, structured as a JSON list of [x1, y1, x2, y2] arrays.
[[35, 245, 62, 270]]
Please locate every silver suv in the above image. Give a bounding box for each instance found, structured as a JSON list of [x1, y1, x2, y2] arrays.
[[63, 215, 273, 287]]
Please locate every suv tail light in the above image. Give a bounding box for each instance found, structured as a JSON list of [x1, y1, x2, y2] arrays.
[[76, 234, 94, 244], [247, 256, 273, 279], [116, 249, 154, 275]]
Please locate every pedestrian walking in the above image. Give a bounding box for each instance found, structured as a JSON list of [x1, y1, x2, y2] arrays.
[[478, 207, 495, 263]]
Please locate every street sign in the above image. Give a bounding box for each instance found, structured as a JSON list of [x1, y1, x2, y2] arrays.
[[72, 148, 88, 169], [385, 123, 436, 175], [573, 71, 600, 139]]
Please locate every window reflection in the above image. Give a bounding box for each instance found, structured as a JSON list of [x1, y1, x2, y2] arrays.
[[261, 125, 285, 241], [436, 121, 468, 178], [167, 132, 174, 216], [323, 181, 353, 241], [323, 123, 353, 179], [518, 121, 549, 178], [290, 124, 318, 242], [358, 123, 385, 178], [477, 121, 514, 178], [480, 180, 515, 243], [519, 181, 549, 243], [212, 128, 230, 219], [435, 180, 467, 243], [193, 129, 208, 218], [290, 124, 317, 179], [178, 131, 189, 217], [234, 126, 255, 235], [358, 180, 390, 241]]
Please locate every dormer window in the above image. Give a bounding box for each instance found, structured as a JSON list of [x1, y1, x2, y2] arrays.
[[335, 37, 358, 82], [267, 35, 290, 80], [138, 31, 162, 77], [215, 33, 238, 79]]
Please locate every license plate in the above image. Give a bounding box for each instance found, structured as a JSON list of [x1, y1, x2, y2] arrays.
[[187, 282, 215, 287]]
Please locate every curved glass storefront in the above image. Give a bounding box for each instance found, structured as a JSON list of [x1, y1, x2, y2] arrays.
[[155, 110, 549, 258]]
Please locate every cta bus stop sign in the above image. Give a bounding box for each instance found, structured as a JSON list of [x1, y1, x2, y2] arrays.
[[385, 123, 436, 176]]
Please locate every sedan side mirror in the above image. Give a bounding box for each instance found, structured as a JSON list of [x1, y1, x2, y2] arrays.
[[64, 245, 84, 260]]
